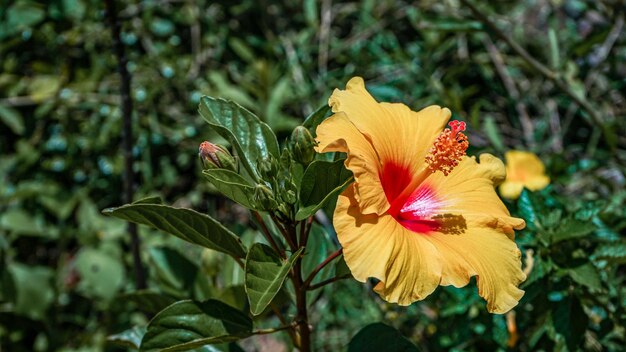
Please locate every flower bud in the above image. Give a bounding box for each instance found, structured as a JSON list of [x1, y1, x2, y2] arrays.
[[281, 180, 298, 204], [257, 155, 278, 180], [199, 141, 238, 172], [283, 189, 297, 205], [290, 126, 316, 165], [253, 184, 278, 210]]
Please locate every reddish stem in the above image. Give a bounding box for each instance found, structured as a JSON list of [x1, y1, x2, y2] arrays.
[[303, 248, 343, 289], [252, 211, 284, 257], [307, 274, 352, 291]]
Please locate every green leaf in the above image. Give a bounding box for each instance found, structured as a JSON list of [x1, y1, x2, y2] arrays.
[[150, 18, 175, 37], [75, 247, 125, 301], [140, 300, 252, 352], [425, 18, 483, 31], [302, 104, 330, 135], [592, 241, 626, 264], [492, 314, 509, 348], [245, 243, 303, 316], [295, 159, 353, 220], [102, 204, 246, 258], [108, 326, 146, 349], [0, 208, 49, 237], [216, 285, 248, 312], [122, 290, 177, 314], [149, 247, 199, 298], [517, 189, 539, 230], [335, 256, 352, 278], [303, 0, 318, 27], [522, 255, 552, 287], [549, 218, 596, 244], [6, 263, 55, 321], [203, 169, 257, 209], [0, 104, 25, 135], [265, 77, 297, 131], [0, 2, 45, 40], [133, 196, 164, 204], [348, 323, 419, 352], [207, 72, 256, 109], [199, 97, 279, 181], [483, 116, 504, 152], [548, 28, 560, 69], [29, 75, 62, 102], [551, 295, 588, 351], [567, 263, 601, 290], [228, 38, 255, 63]]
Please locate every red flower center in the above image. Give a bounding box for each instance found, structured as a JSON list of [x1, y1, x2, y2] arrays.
[[379, 120, 469, 234], [380, 161, 440, 233]]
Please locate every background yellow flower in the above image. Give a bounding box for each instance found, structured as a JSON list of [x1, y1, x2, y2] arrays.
[[499, 151, 550, 199]]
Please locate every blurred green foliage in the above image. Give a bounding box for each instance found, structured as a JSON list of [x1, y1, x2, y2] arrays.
[[1, 0, 624, 351]]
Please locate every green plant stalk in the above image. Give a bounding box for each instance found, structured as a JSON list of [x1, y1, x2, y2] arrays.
[[287, 221, 312, 351], [271, 212, 297, 251], [252, 211, 284, 258], [266, 213, 312, 351], [293, 256, 311, 352], [104, 0, 146, 290], [253, 322, 297, 335]]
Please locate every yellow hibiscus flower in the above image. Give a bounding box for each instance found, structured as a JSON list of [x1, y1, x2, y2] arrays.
[[315, 77, 526, 314], [499, 151, 550, 200]]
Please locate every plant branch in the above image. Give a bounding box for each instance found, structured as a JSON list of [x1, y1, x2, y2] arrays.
[[303, 248, 343, 289], [292, 258, 311, 351], [104, 0, 146, 290], [233, 256, 245, 269], [252, 211, 284, 257], [271, 212, 297, 251], [253, 322, 297, 335], [301, 216, 314, 248], [308, 274, 352, 291], [459, 0, 605, 130]]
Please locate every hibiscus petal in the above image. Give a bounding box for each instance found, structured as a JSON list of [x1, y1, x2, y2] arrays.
[[426, 225, 526, 314], [426, 154, 525, 234], [328, 77, 451, 176], [334, 184, 443, 305], [315, 112, 389, 215], [421, 154, 526, 313]]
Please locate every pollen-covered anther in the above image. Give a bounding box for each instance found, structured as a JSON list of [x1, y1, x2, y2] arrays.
[[425, 120, 469, 176]]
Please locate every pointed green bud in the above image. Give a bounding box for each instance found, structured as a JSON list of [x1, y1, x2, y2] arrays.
[[290, 126, 316, 165], [277, 203, 292, 217], [253, 184, 278, 210], [280, 147, 292, 167], [281, 179, 298, 205], [283, 189, 297, 205], [257, 155, 278, 180], [199, 141, 238, 172]]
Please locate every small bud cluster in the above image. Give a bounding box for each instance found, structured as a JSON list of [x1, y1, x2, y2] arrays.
[[198, 124, 316, 215], [253, 184, 278, 210], [425, 120, 469, 176]]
